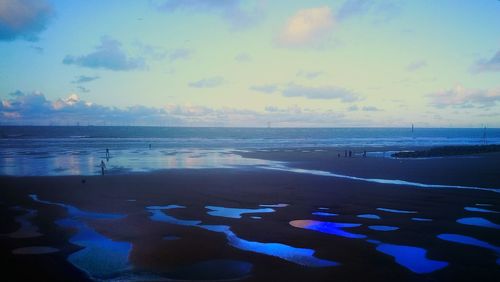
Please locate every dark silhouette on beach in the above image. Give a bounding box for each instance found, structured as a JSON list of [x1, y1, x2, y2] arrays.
[[363, 150, 367, 158], [349, 150, 352, 157], [100, 160, 106, 175]]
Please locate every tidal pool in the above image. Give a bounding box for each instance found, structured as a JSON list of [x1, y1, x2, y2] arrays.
[[290, 220, 366, 239], [411, 217, 433, 222], [464, 207, 499, 213], [205, 206, 275, 219], [437, 234, 500, 253], [377, 208, 417, 214], [147, 205, 337, 267], [312, 212, 338, 217], [375, 243, 448, 274], [368, 225, 399, 231], [357, 214, 381, 220], [456, 217, 500, 229], [30, 194, 131, 280]]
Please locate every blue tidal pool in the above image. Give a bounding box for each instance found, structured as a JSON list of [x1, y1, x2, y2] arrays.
[[437, 234, 500, 253], [357, 214, 381, 220], [368, 225, 399, 231], [411, 217, 433, 222], [30, 194, 131, 279], [312, 212, 338, 217], [464, 207, 499, 213], [375, 243, 448, 274], [205, 206, 275, 219], [456, 217, 500, 229], [147, 206, 337, 267], [376, 208, 417, 214], [290, 220, 366, 239]]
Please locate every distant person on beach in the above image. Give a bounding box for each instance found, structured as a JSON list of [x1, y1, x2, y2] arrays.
[[363, 150, 367, 158], [106, 148, 110, 158], [349, 150, 352, 157], [338, 153, 340, 158], [149, 144, 151, 149], [100, 160, 106, 175]]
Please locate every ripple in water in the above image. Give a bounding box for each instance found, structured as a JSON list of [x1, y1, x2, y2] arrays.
[[464, 207, 499, 213]]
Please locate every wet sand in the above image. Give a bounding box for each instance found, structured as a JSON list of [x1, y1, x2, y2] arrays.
[[0, 148, 499, 281]]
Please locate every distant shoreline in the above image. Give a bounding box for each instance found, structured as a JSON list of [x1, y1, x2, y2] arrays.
[[392, 144, 500, 158]]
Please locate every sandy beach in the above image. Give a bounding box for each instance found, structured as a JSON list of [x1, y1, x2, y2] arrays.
[[1, 147, 499, 281]]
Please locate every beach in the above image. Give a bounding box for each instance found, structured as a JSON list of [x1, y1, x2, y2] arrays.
[[1, 147, 499, 281]]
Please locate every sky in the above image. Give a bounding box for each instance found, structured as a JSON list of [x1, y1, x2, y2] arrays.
[[0, 0, 499, 127]]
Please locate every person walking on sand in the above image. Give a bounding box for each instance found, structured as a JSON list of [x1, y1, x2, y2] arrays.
[[106, 148, 110, 158], [100, 160, 106, 175], [363, 150, 367, 158], [349, 150, 352, 157]]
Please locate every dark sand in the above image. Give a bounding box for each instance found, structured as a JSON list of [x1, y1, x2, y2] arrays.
[[1, 148, 499, 281]]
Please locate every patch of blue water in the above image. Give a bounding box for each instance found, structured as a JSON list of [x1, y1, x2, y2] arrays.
[[357, 214, 381, 220], [312, 212, 338, 217], [464, 207, 499, 213], [437, 234, 500, 253], [456, 217, 500, 229], [205, 206, 275, 219], [377, 208, 417, 214], [368, 225, 399, 231], [289, 220, 366, 239], [376, 243, 448, 274], [147, 206, 337, 267], [29, 194, 131, 279], [411, 217, 433, 222]]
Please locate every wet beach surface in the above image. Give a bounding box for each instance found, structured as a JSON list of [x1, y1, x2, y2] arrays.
[[0, 151, 499, 281]]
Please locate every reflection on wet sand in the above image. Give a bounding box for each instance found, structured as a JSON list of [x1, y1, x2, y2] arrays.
[[147, 205, 338, 267]]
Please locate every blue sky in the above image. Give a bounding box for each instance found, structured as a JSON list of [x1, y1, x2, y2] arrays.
[[0, 0, 499, 127]]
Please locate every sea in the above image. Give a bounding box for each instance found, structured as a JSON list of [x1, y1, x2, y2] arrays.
[[1, 126, 499, 176]]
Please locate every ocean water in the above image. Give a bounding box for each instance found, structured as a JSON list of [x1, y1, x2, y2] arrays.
[[0, 126, 499, 176]]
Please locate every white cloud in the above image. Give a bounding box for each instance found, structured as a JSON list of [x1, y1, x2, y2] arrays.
[[406, 60, 427, 71], [472, 50, 500, 73], [277, 6, 334, 48], [188, 77, 224, 88], [282, 83, 358, 102], [428, 85, 500, 108], [250, 84, 278, 94]]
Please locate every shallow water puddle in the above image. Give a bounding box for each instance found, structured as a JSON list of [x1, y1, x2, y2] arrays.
[[147, 205, 337, 267], [437, 234, 500, 253], [259, 203, 289, 208], [12, 246, 59, 255], [165, 259, 253, 280], [357, 214, 381, 220], [411, 217, 433, 222], [457, 217, 500, 229], [377, 208, 417, 214], [312, 212, 338, 217], [368, 225, 399, 231], [375, 243, 448, 274], [289, 220, 366, 239], [464, 207, 499, 213], [7, 207, 42, 238], [205, 206, 275, 219], [30, 194, 131, 279]]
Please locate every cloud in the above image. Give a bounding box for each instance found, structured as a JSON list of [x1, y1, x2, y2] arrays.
[[428, 85, 500, 108], [347, 105, 358, 111], [29, 45, 43, 53], [1, 91, 177, 125], [282, 83, 358, 102], [188, 77, 224, 88], [63, 37, 145, 71], [362, 106, 381, 111], [336, 0, 373, 22], [154, 0, 264, 30], [297, 70, 324, 79], [235, 53, 252, 63], [169, 48, 192, 62], [250, 84, 278, 94], [406, 60, 427, 71], [472, 50, 500, 73], [76, 86, 90, 93], [72, 75, 100, 84], [0, 0, 53, 41], [277, 6, 334, 48]]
